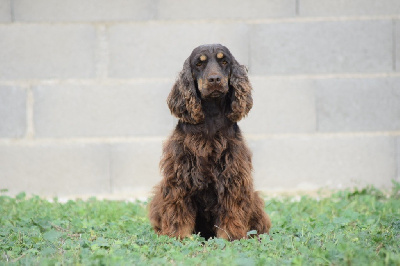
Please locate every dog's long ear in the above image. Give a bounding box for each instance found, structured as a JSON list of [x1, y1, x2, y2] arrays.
[[167, 57, 204, 124], [227, 58, 253, 122]]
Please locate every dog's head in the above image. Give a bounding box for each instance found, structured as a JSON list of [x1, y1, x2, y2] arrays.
[[167, 44, 253, 124], [190, 44, 231, 99]]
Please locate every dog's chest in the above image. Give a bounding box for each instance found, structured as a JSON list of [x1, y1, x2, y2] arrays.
[[184, 132, 229, 160], [183, 133, 231, 191]]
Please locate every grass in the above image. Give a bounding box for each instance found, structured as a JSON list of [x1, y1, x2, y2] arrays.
[[1, 183, 400, 265]]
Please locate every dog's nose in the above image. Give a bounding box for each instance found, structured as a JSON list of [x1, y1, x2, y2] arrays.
[[207, 75, 221, 84]]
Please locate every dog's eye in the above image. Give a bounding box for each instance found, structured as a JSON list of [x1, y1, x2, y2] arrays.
[[196, 62, 202, 67], [222, 60, 228, 65]]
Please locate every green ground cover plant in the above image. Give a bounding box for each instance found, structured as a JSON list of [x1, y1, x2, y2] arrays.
[[1, 183, 399, 265]]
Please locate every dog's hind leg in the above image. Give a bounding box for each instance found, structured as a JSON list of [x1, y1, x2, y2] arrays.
[[248, 192, 272, 236], [150, 185, 196, 239]]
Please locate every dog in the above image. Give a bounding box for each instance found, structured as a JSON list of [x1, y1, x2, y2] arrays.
[[149, 44, 271, 240]]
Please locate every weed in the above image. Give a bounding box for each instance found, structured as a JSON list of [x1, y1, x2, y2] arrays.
[[0, 184, 399, 265]]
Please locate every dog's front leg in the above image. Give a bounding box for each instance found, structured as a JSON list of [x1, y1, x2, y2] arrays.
[[215, 196, 248, 241], [159, 194, 196, 239]]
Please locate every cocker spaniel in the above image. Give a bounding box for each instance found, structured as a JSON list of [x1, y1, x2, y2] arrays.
[[149, 44, 271, 240]]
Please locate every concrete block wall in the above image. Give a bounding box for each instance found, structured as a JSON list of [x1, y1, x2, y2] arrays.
[[0, 0, 399, 197]]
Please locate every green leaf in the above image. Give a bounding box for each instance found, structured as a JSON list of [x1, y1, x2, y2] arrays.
[[16, 192, 26, 200], [95, 237, 110, 247], [41, 247, 56, 255], [43, 230, 63, 242], [246, 230, 257, 236], [333, 217, 351, 226]]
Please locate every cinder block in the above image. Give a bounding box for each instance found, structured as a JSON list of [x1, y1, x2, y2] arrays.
[[108, 23, 249, 78], [239, 77, 316, 134], [0, 24, 96, 79], [33, 82, 174, 137], [248, 135, 396, 191], [111, 140, 163, 194], [250, 20, 392, 75], [0, 143, 110, 196], [316, 77, 400, 132], [157, 0, 295, 20], [300, 0, 400, 16], [0, 0, 11, 22], [396, 20, 400, 72], [13, 0, 155, 22], [0, 86, 26, 138]]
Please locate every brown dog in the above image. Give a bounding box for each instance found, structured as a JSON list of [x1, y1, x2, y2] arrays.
[[149, 44, 271, 240]]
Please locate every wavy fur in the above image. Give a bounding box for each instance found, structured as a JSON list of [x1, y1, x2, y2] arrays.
[[149, 44, 271, 240]]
